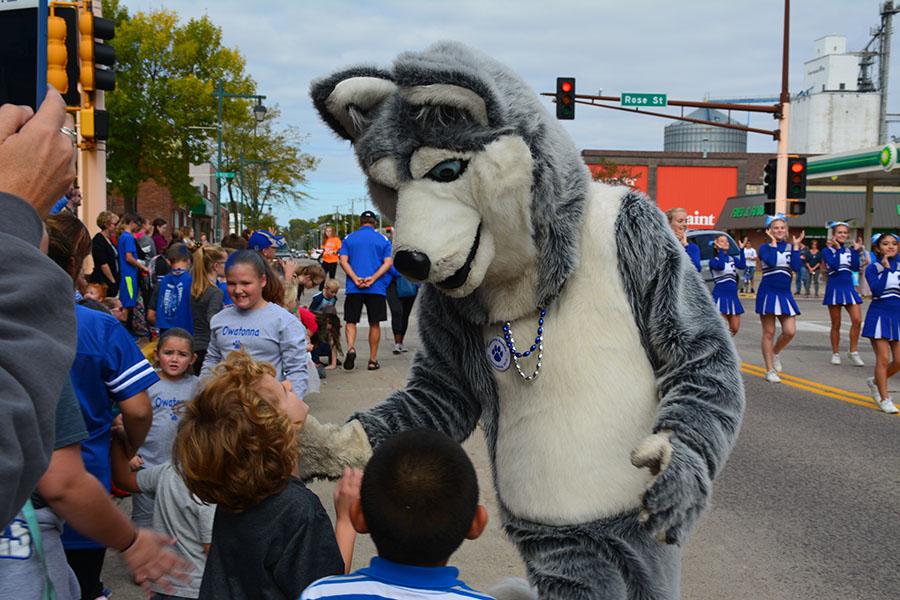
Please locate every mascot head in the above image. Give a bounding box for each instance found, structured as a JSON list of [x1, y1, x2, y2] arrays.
[[311, 42, 590, 314]]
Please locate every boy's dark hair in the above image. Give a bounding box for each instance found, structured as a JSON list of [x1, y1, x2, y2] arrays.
[[221, 233, 248, 251], [158, 327, 194, 352], [361, 429, 479, 566], [121, 212, 143, 226], [166, 242, 192, 264]]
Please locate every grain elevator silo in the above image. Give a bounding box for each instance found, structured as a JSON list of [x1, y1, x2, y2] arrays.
[[663, 108, 748, 153]]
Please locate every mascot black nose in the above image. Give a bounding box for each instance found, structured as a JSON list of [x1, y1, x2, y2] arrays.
[[394, 250, 431, 281]]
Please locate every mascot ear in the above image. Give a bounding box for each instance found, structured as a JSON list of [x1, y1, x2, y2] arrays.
[[399, 83, 490, 126], [310, 68, 396, 141]]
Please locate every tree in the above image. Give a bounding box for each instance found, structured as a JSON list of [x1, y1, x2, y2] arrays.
[[220, 104, 319, 231], [102, 0, 254, 209]]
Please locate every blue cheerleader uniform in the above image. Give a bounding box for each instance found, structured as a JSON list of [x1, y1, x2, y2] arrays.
[[862, 259, 900, 340], [756, 241, 802, 315], [821, 246, 863, 306], [710, 248, 746, 315], [684, 242, 701, 272]]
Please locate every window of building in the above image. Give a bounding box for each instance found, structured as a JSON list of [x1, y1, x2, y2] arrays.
[[839, 83, 845, 90]]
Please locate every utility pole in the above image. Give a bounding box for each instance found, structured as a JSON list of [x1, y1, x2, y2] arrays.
[[774, 0, 791, 215], [879, 1, 899, 143]]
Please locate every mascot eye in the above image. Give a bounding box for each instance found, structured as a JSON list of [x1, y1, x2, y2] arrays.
[[425, 159, 468, 182]]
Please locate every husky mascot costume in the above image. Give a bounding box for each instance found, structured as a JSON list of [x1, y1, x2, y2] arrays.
[[300, 42, 744, 600]]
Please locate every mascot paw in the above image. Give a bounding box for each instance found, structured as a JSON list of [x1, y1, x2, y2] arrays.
[[297, 416, 373, 481], [631, 431, 710, 545]]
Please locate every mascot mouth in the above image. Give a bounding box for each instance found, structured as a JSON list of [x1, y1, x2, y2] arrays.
[[436, 225, 481, 290]]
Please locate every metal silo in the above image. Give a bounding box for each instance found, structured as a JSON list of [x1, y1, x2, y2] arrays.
[[664, 108, 747, 153]]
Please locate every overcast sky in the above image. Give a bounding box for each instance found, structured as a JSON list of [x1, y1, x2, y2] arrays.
[[121, 0, 893, 224]]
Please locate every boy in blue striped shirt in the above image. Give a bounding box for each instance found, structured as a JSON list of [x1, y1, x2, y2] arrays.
[[302, 429, 494, 600]]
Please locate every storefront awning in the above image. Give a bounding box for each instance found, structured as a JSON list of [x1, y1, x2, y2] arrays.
[[716, 191, 900, 231]]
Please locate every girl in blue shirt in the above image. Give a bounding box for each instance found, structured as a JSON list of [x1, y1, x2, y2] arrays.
[[709, 235, 747, 336], [821, 222, 865, 367], [757, 214, 803, 383], [862, 233, 900, 413]]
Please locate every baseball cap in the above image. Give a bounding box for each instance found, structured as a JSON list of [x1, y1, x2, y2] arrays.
[[360, 210, 378, 221], [248, 230, 286, 251]]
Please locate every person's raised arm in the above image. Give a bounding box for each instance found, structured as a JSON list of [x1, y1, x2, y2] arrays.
[[110, 434, 140, 494], [332, 467, 362, 573]]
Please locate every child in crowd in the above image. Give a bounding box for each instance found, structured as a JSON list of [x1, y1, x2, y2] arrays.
[[302, 429, 491, 600], [84, 282, 108, 301], [110, 434, 213, 600], [309, 279, 339, 313], [102, 296, 129, 325], [175, 351, 360, 599], [149, 244, 194, 335], [312, 307, 343, 371], [190, 245, 226, 373], [863, 232, 900, 414], [201, 250, 310, 398], [130, 328, 199, 528]]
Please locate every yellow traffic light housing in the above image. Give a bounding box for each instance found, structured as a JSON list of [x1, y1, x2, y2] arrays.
[[46, 14, 67, 94], [80, 105, 109, 141], [79, 6, 115, 92]]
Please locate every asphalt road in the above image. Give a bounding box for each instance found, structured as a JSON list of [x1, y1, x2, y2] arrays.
[[101, 292, 899, 599]]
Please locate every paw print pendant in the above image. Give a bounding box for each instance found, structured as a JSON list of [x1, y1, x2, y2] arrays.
[[486, 337, 510, 372]]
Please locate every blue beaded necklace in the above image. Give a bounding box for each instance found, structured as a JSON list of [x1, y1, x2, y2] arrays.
[[502, 307, 546, 381]]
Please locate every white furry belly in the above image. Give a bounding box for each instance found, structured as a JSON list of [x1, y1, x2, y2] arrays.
[[489, 194, 658, 526]]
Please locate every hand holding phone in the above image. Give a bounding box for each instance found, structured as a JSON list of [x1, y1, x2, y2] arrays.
[[0, 88, 76, 217]]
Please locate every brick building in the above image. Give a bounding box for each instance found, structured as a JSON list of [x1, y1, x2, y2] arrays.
[[106, 163, 227, 240]]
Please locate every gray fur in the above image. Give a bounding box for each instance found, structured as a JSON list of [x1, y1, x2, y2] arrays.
[[310, 42, 743, 600], [310, 41, 590, 309]]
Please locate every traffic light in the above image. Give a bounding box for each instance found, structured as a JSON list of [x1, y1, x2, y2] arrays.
[[79, 6, 115, 92], [556, 77, 575, 120], [46, 13, 67, 95], [787, 200, 806, 216], [80, 105, 109, 141], [763, 158, 777, 200], [50, 5, 81, 107], [787, 156, 807, 199], [764, 201, 776, 215]]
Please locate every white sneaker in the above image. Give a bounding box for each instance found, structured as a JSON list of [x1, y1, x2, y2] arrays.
[[866, 377, 881, 404], [392, 343, 402, 355], [773, 354, 783, 373], [831, 353, 841, 365], [848, 351, 865, 367], [765, 370, 781, 383], [400, 344, 408, 353], [878, 397, 899, 414]]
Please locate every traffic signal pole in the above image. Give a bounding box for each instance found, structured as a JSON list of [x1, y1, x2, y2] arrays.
[[774, 0, 791, 215]]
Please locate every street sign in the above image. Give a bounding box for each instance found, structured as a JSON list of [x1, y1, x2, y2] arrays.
[[216, 171, 236, 179], [620, 93, 667, 107]]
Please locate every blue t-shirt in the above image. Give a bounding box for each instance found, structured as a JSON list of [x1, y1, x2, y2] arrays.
[[338, 226, 392, 296], [217, 280, 233, 305], [118, 230, 139, 306], [302, 557, 493, 599], [63, 304, 159, 549], [154, 269, 194, 333]]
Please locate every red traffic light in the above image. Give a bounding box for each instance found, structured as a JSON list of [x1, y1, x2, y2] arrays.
[[561, 81, 572, 93], [790, 161, 805, 173]]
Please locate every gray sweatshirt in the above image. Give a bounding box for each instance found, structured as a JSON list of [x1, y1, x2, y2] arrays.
[[201, 302, 309, 397], [0, 193, 77, 527]]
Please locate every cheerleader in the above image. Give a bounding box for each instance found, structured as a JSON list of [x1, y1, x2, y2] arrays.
[[862, 233, 900, 414], [757, 214, 804, 383], [821, 221, 865, 366], [666, 207, 701, 272], [709, 235, 747, 336]]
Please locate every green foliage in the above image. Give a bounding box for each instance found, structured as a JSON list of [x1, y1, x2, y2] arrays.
[[102, 1, 254, 206], [221, 104, 319, 230]]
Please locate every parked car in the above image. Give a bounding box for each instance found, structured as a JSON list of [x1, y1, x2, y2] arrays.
[[686, 230, 741, 290]]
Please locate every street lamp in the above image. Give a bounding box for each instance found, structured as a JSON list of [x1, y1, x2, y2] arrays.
[[212, 81, 267, 241]]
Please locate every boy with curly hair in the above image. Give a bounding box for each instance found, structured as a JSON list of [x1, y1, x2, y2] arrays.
[[174, 350, 360, 599]]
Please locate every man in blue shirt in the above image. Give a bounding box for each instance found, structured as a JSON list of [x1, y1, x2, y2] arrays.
[[338, 211, 392, 370], [118, 213, 149, 320]]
